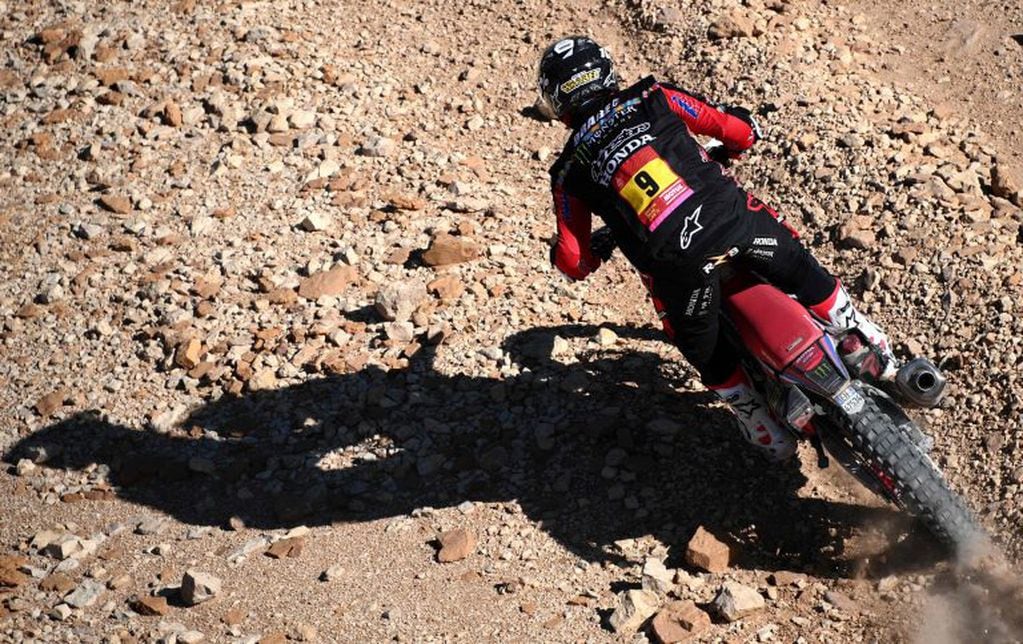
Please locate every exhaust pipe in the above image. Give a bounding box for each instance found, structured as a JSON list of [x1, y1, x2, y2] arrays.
[[894, 357, 946, 408]]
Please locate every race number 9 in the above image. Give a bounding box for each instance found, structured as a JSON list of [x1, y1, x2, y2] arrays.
[[615, 150, 694, 231], [554, 39, 574, 59], [634, 171, 659, 197]]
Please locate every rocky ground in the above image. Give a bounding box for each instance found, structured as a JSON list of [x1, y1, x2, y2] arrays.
[[1, 0, 1022, 642]]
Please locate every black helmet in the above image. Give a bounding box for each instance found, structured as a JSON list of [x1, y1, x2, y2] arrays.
[[537, 36, 618, 122]]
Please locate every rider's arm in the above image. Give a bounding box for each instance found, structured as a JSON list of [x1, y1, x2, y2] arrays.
[[656, 83, 759, 153], [551, 183, 600, 281]]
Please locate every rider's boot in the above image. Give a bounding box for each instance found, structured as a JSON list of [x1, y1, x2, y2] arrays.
[[708, 366, 797, 462], [809, 280, 898, 381]]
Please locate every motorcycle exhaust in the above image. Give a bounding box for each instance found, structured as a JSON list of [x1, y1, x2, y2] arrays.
[[894, 357, 946, 408]]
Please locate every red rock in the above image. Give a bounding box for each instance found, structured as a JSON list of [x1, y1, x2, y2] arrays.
[[708, 12, 754, 39], [37, 27, 67, 45], [222, 606, 247, 625], [650, 600, 711, 643], [386, 192, 427, 211], [34, 389, 68, 416], [385, 247, 411, 265], [0, 556, 28, 570], [297, 265, 358, 300], [83, 489, 115, 501], [133, 595, 170, 616], [175, 338, 202, 369], [768, 571, 805, 587], [16, 303, 43, 318], [0, 70, 19, 88], [422, 234, 479, 267], [95, 67, 131, 86], [195, 301, 216, 318], [436, 528, 476, 563], [266, 288, 298, 305], [192, 277, 221, 299], [0, 567, 29, 588], [162, 101, 183, 127], [269, 133, 296, 147], [39, 572, 76, 593], [684, 526, 730, 573], [265, 537, 305, 559], [839, 215, 876, 250], [98, 194, 132, 214], [97, 91, 125, 106], [428, 275, 464, 302], [109, 236, 137, 253], [42, 108, 75, 124], [992, 164, 1023, 206]]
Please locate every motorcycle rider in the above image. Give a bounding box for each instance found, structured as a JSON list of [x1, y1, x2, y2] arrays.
[[538, 36, 898, 461]]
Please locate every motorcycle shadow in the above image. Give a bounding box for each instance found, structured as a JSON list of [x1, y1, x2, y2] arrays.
[[4, 323, 943, 579]]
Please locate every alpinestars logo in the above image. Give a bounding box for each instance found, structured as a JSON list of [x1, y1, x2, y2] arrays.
[[834, 301, 856, 330], [679, 206, 703, 250]]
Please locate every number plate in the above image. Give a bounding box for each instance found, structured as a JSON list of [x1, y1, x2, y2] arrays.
[[613, 146, 693, 231], [835, 385, 865, 415]]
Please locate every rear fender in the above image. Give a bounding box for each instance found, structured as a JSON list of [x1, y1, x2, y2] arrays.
[[723, 280, 823, 372], [723, 277, 849, 397]]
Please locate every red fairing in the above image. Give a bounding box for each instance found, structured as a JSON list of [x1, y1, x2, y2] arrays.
[[723, 277, 823, 372], [551, 183, 600, 280], [657, 85, 755, 153]]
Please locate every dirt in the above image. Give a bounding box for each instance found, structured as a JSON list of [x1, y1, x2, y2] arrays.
[[1, 0, 1022, 642]]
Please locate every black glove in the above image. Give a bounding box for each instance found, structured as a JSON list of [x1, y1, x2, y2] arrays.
[[706, 143, 734, 166], [724, 105, 763, 143], [590, 227, 617, 262]]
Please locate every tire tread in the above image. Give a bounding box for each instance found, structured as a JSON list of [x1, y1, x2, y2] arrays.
[[845, 397, 981, 549]]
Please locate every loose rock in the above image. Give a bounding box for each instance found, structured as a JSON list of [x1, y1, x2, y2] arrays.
[[712, 581, 765, 622], [422, 234, 479, 266], [684, 526, 730, 573], [609, 589, 660, 633], [98, 194, 132, 214], [375, 281, 427, 322], [134, 594, 171, 616], [180, 570, 221, 606], [651, 600, 712, 643], [708, 13, 754, 39], [641, 557, 676, 595], [436, 528, 476, 563], [64, 579, 105, 608], [298, 265, 359, 300]]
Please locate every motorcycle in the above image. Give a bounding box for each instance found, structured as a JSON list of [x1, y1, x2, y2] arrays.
[[715, 267, 982, 551], [588, 224, 984, 553]]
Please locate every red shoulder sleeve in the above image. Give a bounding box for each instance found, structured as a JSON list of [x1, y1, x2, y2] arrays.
[[657, 84, 755, 153], [551, 182, 600, 281]]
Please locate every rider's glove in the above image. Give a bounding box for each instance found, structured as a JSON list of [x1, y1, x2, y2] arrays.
[[724, 105, 763, 144], [707, 144, 734, 166], [590, 227, 617, 262]]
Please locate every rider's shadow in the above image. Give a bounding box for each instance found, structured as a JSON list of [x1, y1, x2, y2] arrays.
[[5, 323, 924, 577]]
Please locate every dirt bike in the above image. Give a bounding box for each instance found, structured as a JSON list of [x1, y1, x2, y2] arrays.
[[717, 268, 983, 551], [588, 228, 985, 553]]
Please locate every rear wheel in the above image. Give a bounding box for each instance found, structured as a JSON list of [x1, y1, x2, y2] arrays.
[[824, 391, 984, 552]]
